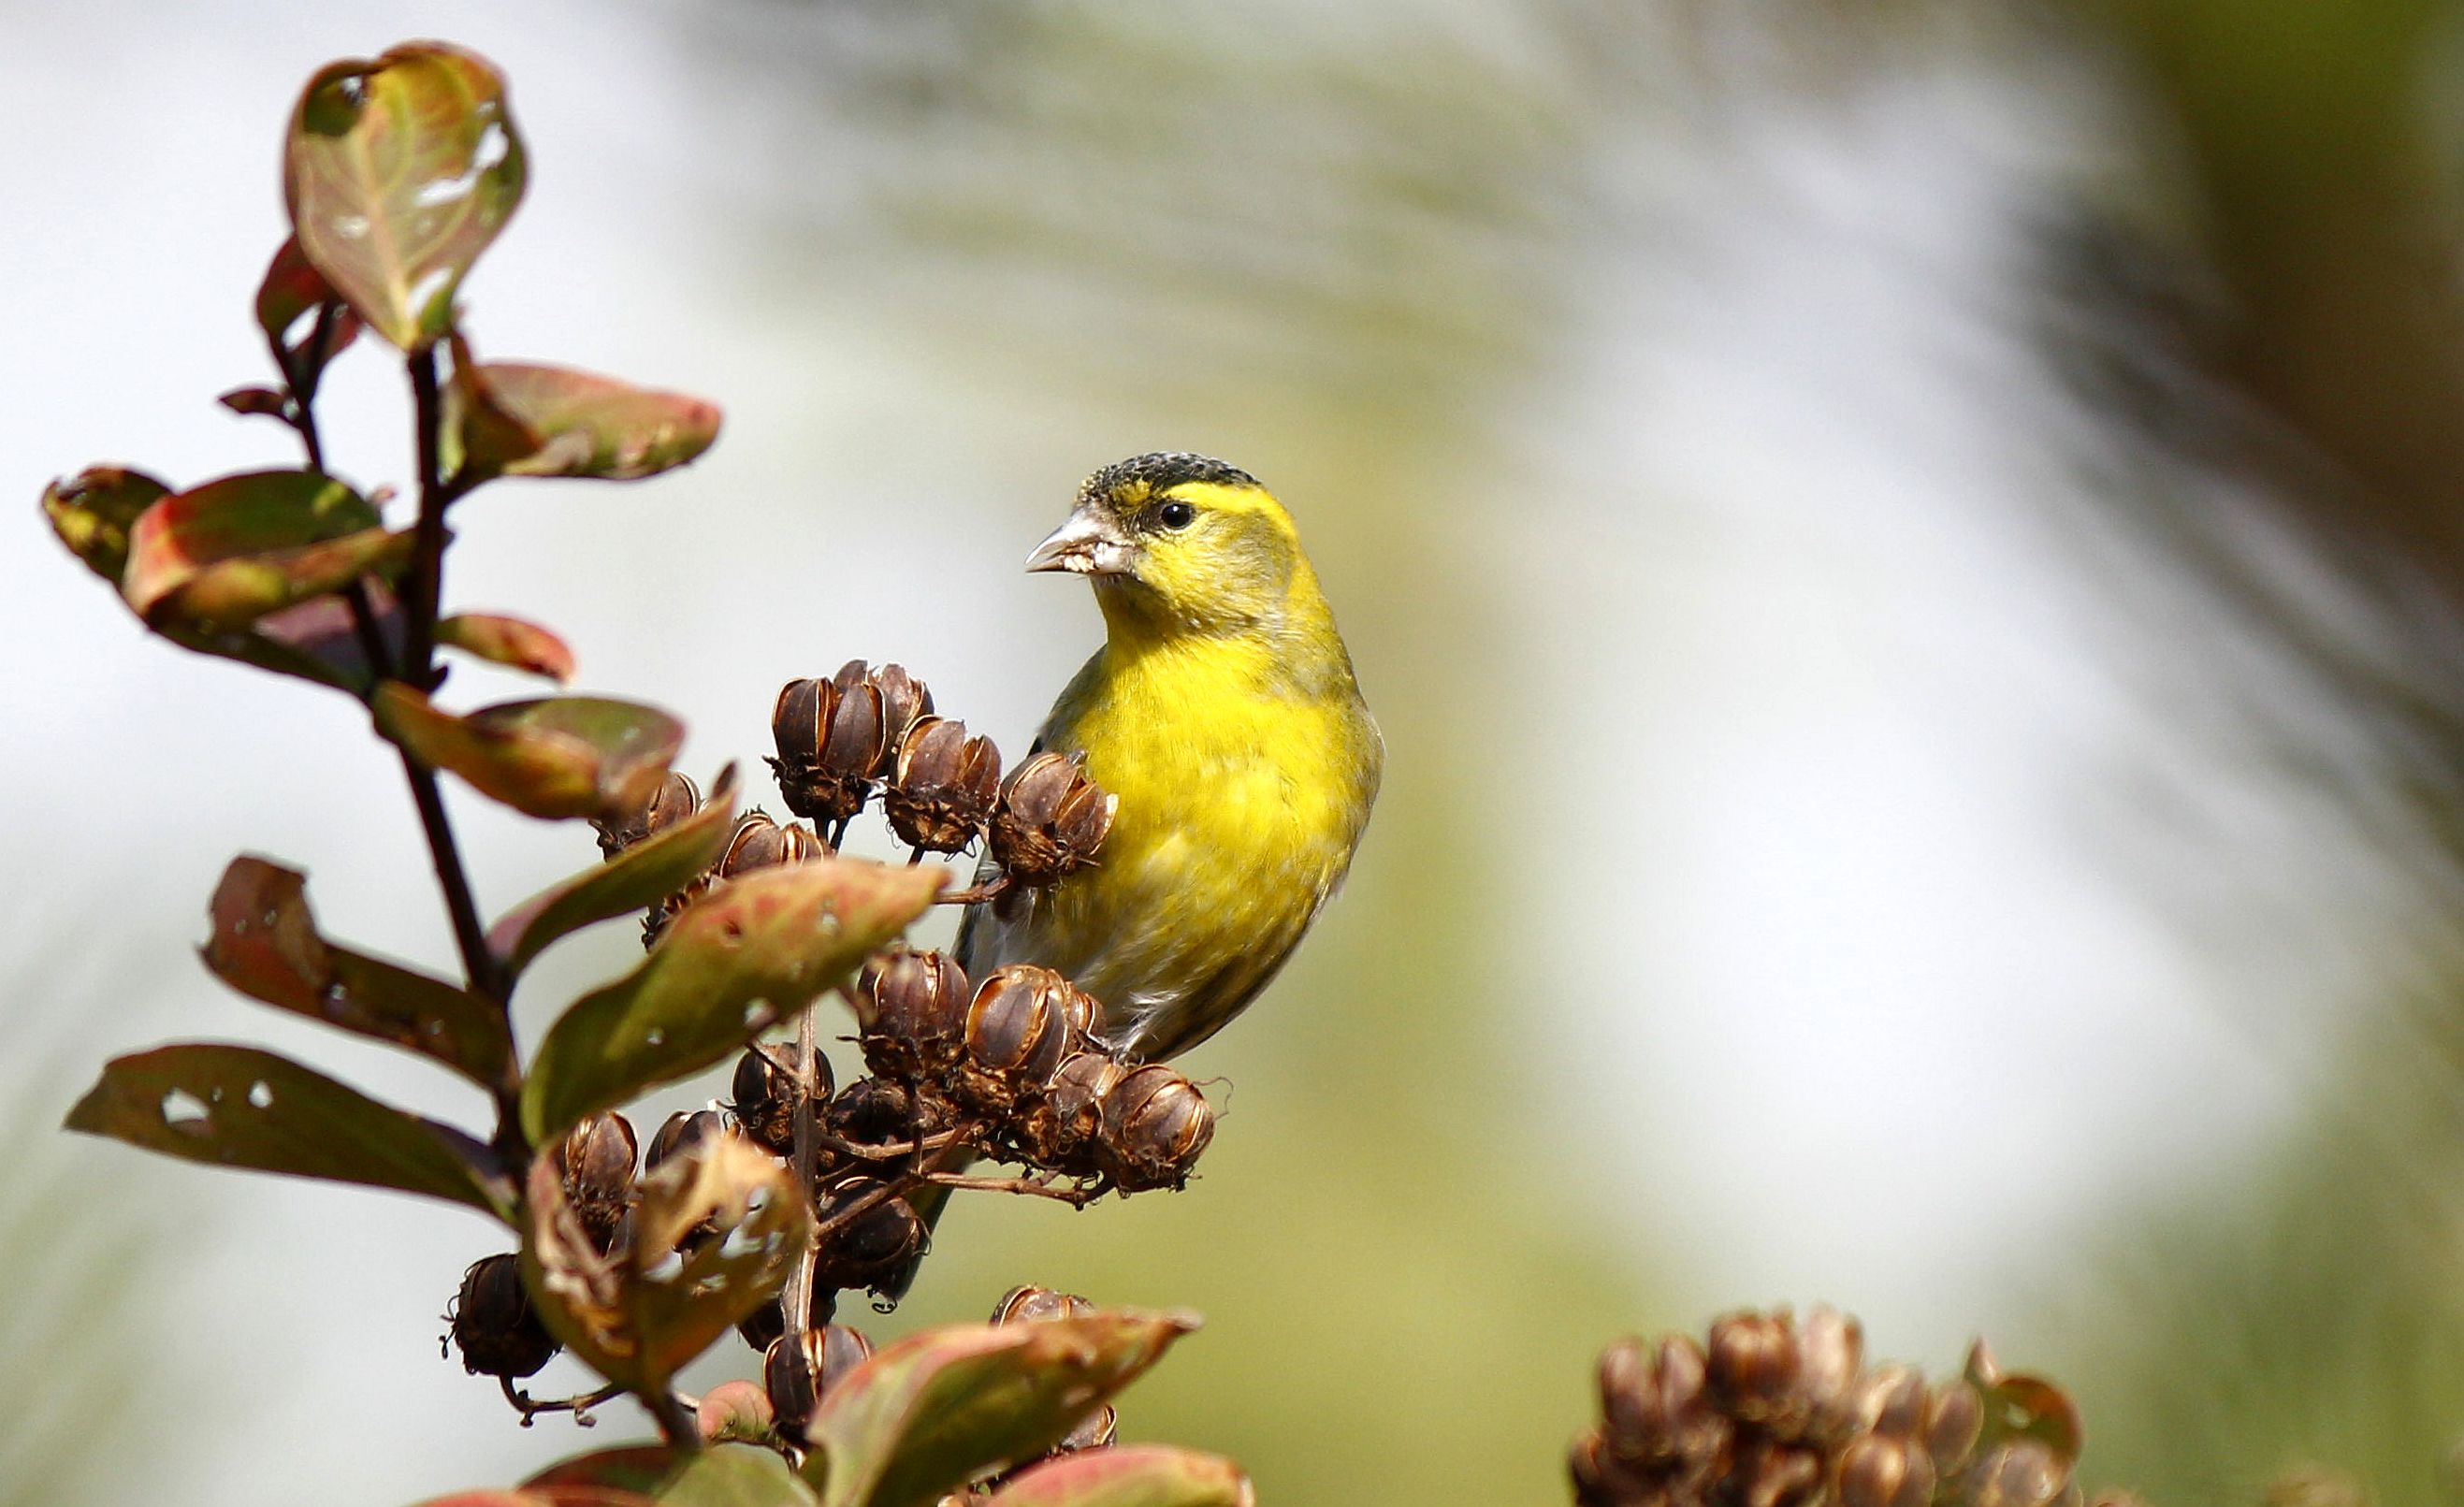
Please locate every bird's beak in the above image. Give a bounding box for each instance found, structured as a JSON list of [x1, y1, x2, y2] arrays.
[[1025, 508, 1133, 576]]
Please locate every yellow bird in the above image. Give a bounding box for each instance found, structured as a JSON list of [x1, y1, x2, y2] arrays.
[[957, 452, 1383, 1062]]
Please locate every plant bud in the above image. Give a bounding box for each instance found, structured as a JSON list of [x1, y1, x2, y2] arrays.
[[882, 717, 1002, 854], [1096, 1064, 1214, 1191], [1017, 1050, 1123, 1172], [732, 1043, 833, 1156], [1706, 1310, 1801, 1425], [1835, 1434, 1935, 1507], [991, 1284, 1095, 1325], [859, 946, 971, 1082], [558, 1112, 637, 1250], [864, 664, 934, 775], [989, 752, 1115, 887], [812, 1179, 925, 1293], [953, 964, 1080, 1114], [764, 1323, 875, 1435], [595, 769, 701, 858], [1924, 1379, 1984, 1474], [449, 1253, 558, 1380], [645, 1108, 728, 1172]]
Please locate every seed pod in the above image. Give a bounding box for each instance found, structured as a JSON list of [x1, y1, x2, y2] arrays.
[[1966, 1439, 2071, 1507], [448, 1253, 558, 1380], [771, 665, 886, 826], [1096, 1064, 1214, 1191], [764, 1322, 877, 1435], [595, 769, 701, 858], [1729, 1437, 1824, 1507], [1597, 1334, 1715, 1467], [717, 811, 826, 879], [1794, 1304, 1862, 1432], [812, 1179, 925, 1293], [953, 964, 1080, 1114], [1849, 1363, 1928, 1441], [1570, 1427, 1653, 1507], [1705, 1310, 1801, 1426], [1924, 1379, 1984, 1474], [1017, 1050, 1123, 1173], [865, 664, 934, 775], [1834, 1434, 1935, 1507], [558, 1112, 638, 1251], [739, 1282, 836, 1354], [1056, 1403, 1117, 1454], [645, 1108, 729, 1172], [991, 1284, 1096, 1325], [731, 1043, 833, 1156], [882, 717, 1002, 855], [989, 751, 1115, 887], [859, 946, 971, 1082]]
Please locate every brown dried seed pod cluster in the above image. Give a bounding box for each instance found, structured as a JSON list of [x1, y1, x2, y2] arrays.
[[989, 751, 1115, 888], [882, 715, 1001, 855], [1571, 1310, 2115, 1507], [770, 660, 932, 830], [592, 768, 700, 859]]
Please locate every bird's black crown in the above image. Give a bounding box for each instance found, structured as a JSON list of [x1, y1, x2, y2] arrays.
[[1079, 452, 1260, 508]]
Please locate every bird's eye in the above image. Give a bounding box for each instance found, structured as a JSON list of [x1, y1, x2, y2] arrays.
[[1156, 500, 1196, 530]]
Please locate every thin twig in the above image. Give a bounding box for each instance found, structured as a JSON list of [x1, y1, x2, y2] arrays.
[[645, 1387, 702, 1452], [399, 344, 450, 683], [920, 1172, 1105, 1206], [780, 1007, 822, 1342], [809, 1135, 974, 1246], [500, 1378, 624, 1427], [935, 876, 1012, 907]]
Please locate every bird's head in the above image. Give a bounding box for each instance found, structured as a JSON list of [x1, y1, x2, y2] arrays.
[[1026, 452, 1311, 637]]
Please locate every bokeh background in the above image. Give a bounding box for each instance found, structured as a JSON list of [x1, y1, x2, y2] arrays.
[[9, 2, 2464, 1502]]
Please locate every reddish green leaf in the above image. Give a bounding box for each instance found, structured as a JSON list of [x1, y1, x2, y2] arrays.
[[450, 360, 722, 483], [803, 1312, 1200, 1507], [659, 1444, 816, 1506], [203, 856, 513, 1092], [122, 469, 399, 630], [521, 858, 946, 1145], [525, 1449, 679, 1494], [374, 687, 684, 822], [440, 612, 576, 681], [523, 1138, 811, 1393], [255, 236, 362, 373], [42, 466, 169, 584], [487, 767, 739, 978], [412, 1491, 650, 1507], [65, 1043, 511, 1219], [284, 43, 526, 350], [979, 1448, 1254, 1507]]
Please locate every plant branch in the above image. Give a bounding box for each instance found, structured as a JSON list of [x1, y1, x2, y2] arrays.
[[780, 1006, 822, 1343], [645, 1387, 702, 1453], [400, 343, 451, 683]]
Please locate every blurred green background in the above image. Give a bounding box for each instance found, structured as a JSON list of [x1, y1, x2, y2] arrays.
[[11, 2, 2464, 1503]]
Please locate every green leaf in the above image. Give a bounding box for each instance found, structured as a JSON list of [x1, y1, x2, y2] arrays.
[[122, 469, 398, 630], [283, 43, 526, 351], [374, 687, 684, 822], [487, 768, 739, 979], [64, 1043, 511, 1219], [524, 1448, 679, 1495], [449, 359, 723, 483], [203, 855, 514, 1092], [440, 612, 576, 681], [164, 587, 397, 695], [522, 1137, 811, 1393], [42, 466, 169, 584], [409, 1491, 653, 1507], [659, 1445, 817, 1507], [978, 1447, 1254, 1507], [521, 858, 946, 1145], [802, 1312, 1201, 1507]]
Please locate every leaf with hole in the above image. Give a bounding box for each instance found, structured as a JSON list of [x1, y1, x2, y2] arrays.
[[440, 612, 576, 681], [488, 767, 739, 978], [284, 43, 526, 350], [523, 1137, 811, 1393], [521, 857, 945, 1145], [374, 687, 684, 822], [978, 1447, 1254, 1507], [203, 855, 513, 1092], [802, 1311, 1201, 1507], [449, 359, 722, 484], [122, 469, 402, 631], [64, 1043, 510, 1219]]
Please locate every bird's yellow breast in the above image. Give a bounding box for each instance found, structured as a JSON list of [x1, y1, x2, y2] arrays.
[[1024, 625, 1379, 1057]]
